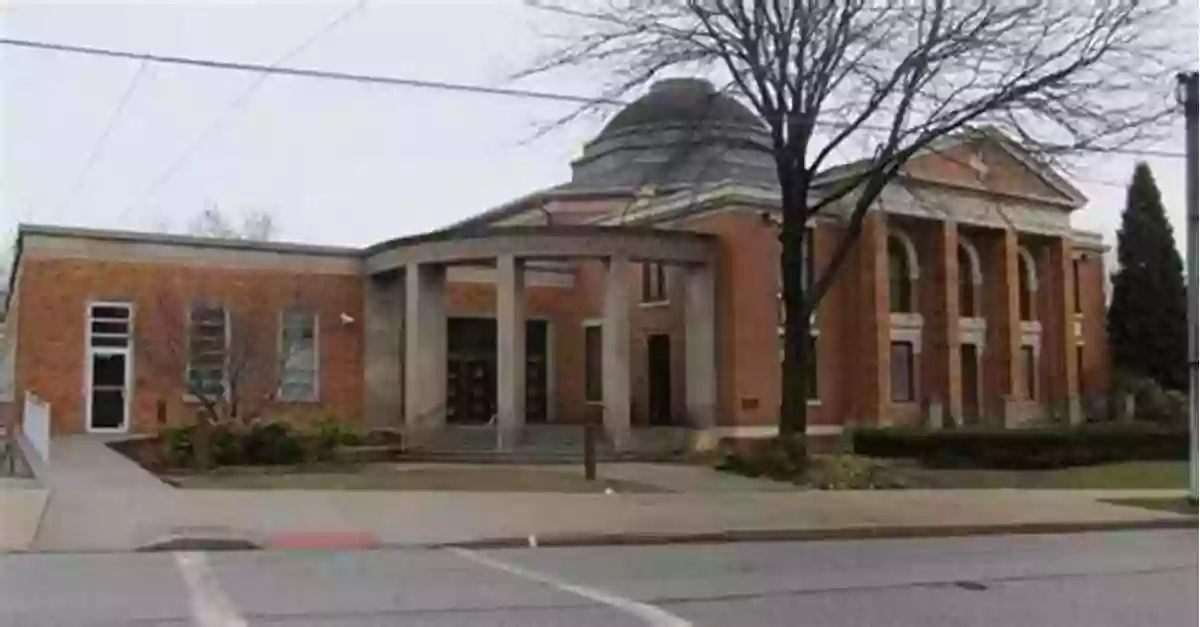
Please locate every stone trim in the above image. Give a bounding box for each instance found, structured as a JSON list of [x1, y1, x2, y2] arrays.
[[706, 424, 844, 439]]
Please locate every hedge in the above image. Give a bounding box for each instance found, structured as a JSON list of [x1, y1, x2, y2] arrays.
[[851, 425, 1190, 470]]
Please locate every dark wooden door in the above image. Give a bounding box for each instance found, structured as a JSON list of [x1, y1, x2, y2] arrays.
[[647, 334, 672, 426], [961, 343, 980, 425]]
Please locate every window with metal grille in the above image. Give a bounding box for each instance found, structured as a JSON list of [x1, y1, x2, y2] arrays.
[[279, 309, 318, 402], [187, 304, 227, 398]]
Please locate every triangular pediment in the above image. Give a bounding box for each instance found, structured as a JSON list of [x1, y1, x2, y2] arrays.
[[901, 132, 1085, 208]]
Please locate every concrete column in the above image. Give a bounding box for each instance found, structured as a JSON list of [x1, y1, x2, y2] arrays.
[[1045, 237, 1082, 424], [985, 230, 1022, 424], [363, 273, 404, 428], [496, 255, 526, 450], [602, 255, 632, 450], [683, 264, 717, 429], [857, 212, 892, 425], [404, 263, 447, 436], [929, 221, 962, 423]]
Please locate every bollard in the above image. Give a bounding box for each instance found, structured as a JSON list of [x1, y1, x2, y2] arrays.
[[583, 421, 597, 481]]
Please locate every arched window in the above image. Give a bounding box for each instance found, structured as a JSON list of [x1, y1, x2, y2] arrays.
[[888, 233, 917, 313], [1017, 247, 1038, 321], [958, 240, 981, 317]]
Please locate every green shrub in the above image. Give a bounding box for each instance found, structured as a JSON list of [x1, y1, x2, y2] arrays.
[[212, 424, 241, 466], [243, 422, 305, 465], [715, 437, 808, 481], [311, 419, 359, 461], [852, 424, 1188, 470], [162, 425, 194, 467], [805, 455, 906, 490]]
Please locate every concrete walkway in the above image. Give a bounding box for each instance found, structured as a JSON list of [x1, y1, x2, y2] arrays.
[[29, 487, 1196, 553], [39, 436, 169, 491]]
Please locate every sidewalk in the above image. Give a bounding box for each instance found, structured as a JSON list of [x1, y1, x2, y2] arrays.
[[28, 487, 1196, 553]]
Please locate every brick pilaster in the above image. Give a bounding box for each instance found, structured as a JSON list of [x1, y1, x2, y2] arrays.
[[1043, 237, 1080, 423], [856, 212, 892, 424], [984, 229, 1022, 424], [927, 221, 962, 422]]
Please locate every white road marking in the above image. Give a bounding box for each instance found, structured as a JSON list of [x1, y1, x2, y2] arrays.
[[173, 552, 248, 627], [448, 547, 693, 627]]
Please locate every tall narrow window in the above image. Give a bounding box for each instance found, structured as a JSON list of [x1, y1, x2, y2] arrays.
[[890, 341, 916, 402], [584, 324, 603, 402], [89, 304, 132, 348], [1072, 257, 1083, 315], [1021, 345, 1037, 400], [806, 334, 819, 401], [187, 304, 228, 398], [958, 243, 977, 317], [1018, 250, 1035, 321], [1076, 344, 1086, 395], [888, 236, 914, 313], [641, 262, 668, 303], [279, 309, 318, 402]]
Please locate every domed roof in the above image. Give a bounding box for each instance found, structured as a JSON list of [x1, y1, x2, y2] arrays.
[[596, 78, 764, 140], [565, 78, 776, 192]]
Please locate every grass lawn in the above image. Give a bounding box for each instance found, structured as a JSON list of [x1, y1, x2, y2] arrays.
[[164, 463, 667, 493], [890, 460, 1190, 490]]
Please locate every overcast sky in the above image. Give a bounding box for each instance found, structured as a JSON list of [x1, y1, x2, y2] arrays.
[[1, 1, 1197, 256]]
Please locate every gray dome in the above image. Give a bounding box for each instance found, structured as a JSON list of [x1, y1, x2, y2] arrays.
[[596, 78, 764, 140], [566, 78, 776, 192]]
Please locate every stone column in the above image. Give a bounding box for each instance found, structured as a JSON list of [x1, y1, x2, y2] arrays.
[[929, 221, 962, 425], [363, 272, 404, 429], [1044, 237, 1082, 424], [857, 212, 892, 425], [496, 254, 526, 450], [683, 264, 717, 429], [404, 263, 447, 437], [602, 255, 632, 450]]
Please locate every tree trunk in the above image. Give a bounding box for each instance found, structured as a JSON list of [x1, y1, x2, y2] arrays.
[[193, 410, 215, 471], [778, 192, 811, 464]]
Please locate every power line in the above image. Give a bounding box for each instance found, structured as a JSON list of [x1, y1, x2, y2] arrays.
[[117, 0, 370, 223], [3, 34, 1184, 162], [48, 57, 152, 220], [0, 35, 621, 106]]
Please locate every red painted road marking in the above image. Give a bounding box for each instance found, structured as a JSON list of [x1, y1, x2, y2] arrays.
[[267, 531, 380, 550]]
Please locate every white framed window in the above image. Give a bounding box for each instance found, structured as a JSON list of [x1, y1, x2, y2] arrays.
[[279, 309, 318, 402], [89, 303, 133, 349], [186, 303, 228, 398]]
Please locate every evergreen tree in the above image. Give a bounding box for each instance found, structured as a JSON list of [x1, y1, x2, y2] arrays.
[[1107, 162, 1188, 391]]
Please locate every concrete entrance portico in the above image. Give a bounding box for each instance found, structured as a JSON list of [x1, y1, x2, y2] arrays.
[[363, 226, 719, 450]]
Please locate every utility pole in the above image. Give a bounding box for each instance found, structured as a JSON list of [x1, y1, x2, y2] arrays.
[[1177, 71, 1199, 505]]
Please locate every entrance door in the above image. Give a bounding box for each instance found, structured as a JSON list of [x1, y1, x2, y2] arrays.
[[647, 334, 672, 426], [88, 352, 128, 431], [86, 303, 132, 433], [960, 343, 980, 426]]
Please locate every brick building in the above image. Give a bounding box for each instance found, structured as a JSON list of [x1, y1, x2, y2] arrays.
[[0, 78, 1108, 447]]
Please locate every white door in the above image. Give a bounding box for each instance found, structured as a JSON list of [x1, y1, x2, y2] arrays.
[[85, 303, 133, 433]]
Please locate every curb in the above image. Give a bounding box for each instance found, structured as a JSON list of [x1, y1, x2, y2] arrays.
[[431, 517, 1199, 550]]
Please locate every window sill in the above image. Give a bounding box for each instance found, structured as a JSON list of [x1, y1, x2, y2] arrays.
[[807, 399, 822, 407], [639, 300, 670, 309], [277, 397, 320, 405]]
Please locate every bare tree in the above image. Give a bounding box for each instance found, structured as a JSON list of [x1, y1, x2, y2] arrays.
[[188, 205, 277, 241], [142, 290, 308, 469], [522, 0, 1183, 460]]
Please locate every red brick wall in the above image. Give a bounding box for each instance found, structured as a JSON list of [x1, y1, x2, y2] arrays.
[[1075, 251, 1110, 396], [15, 258, 364, 435]]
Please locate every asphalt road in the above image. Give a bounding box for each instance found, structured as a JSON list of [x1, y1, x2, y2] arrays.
[[0, 530, 1194, 626]]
